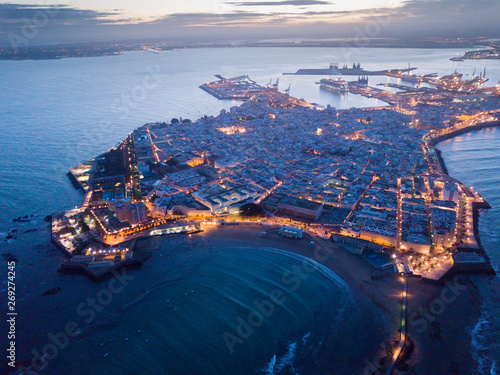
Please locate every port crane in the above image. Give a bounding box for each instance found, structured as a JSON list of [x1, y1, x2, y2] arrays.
[[268, 78, 279, 90]]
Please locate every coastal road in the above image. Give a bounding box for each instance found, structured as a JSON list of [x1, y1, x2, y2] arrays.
[[385, 277, 407, 375]]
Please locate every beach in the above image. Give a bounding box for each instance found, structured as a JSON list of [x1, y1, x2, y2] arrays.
[[0, 215, 492, 374], [199, 224, 492, 374]]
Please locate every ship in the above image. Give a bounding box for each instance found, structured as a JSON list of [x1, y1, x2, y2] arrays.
[[401, 74, 421, 84], [350, 75, 368, 86], [319, 77, 349, 93], [284, 63, 416, 76], [401, 63, 421, 83]]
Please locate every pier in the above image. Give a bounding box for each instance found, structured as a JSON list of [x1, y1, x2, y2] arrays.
[[284, 63, 416, 77], [199, 75, 270, 100]]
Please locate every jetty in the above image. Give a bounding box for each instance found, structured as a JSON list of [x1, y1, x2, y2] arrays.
[[284, 63, 416, 76]]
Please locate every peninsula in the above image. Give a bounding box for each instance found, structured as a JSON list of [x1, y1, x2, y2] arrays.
[[43, 65, 500, 373]]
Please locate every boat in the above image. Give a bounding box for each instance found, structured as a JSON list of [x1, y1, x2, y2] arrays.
[[401, 63, 421, 83], [450, 56, 464, 62], [401, 74, 421, 84], [348, 75, 368, 86], [319, 77, 349, 93]]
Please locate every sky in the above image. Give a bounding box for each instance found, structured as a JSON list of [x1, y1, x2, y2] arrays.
[[0, 0, 499, 47]]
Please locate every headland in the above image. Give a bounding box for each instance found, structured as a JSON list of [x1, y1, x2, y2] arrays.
[[41, 64, 500, 374]]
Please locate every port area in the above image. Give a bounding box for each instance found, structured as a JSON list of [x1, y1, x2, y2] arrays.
[[321, 68, 497, 106], [284, 63, 416, 76], [199, 75, 272, 100], [450, 46, 500, 61]]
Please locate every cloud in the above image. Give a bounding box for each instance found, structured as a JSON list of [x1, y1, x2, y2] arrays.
[[150, 11, 274, 27], [0, 0, 498, 47], [226, 0, 333, 6], [0, 3, 130, 30]]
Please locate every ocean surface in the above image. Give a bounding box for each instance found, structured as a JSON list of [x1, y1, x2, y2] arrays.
[[0, 47, 499, 374], [438, 130, 500, 375]]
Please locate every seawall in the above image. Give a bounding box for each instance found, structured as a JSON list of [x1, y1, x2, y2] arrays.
[[428, 121, 499, 279], [428, 120, 500, 147]]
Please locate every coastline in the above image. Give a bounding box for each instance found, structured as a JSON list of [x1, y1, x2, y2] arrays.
[[429, 120, 500, 147], [431, 126, 500, 375], [434, 148, 449, 175], [0, 43, 484, 62], [429, 121, 500, 268], [197, 224, 488, 374], [431, 122, 499, 274], [197, 224, 402, 374]]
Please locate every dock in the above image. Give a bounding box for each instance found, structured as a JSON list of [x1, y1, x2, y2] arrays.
[[284, 63, 416, 76], [199, 75, 270, 100]]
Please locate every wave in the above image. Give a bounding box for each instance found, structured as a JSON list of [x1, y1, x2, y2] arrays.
[[262, 341, 299, 375], [262, 354, 277, 374], [261, 331, 313, 375], [275, 341, 298, 373], [245, 246, 352, 299], [491, 361, 498, 375], [471, 314, 498, 375]]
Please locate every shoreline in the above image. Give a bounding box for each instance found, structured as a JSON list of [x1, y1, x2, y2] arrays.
[[195, 224, 486, 374], [429, 120, 500, 147], [430, 125, 500, 374], [0, 44, 486, 62], [197, 224, 402, 374], [431, 122, 499, 274]]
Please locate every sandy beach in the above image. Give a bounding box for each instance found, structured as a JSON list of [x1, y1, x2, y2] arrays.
[[199, 224, 403, 373], [1, 220, 487, 374], [198, 223, 487, 374]]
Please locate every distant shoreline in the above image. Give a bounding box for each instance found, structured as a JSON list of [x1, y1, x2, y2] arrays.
[[0, 42, 487, 61]]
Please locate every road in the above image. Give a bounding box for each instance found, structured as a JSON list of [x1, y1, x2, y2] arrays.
[[385, 277, 407, 375]]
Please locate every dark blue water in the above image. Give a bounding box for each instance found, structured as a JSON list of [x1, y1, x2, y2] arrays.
[[438, 129, 500, 375]]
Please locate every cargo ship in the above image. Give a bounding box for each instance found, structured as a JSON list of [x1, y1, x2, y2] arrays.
[[352, 75, 368, 86], [401, 74, 421, 84], [401, 63, 422, 84], [319, 78, 349, 93], [284, 63, 416, 76]]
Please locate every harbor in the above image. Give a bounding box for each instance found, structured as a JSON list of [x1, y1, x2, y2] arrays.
[[199, 75, 271, 100], [284, 62, 417, 76]]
